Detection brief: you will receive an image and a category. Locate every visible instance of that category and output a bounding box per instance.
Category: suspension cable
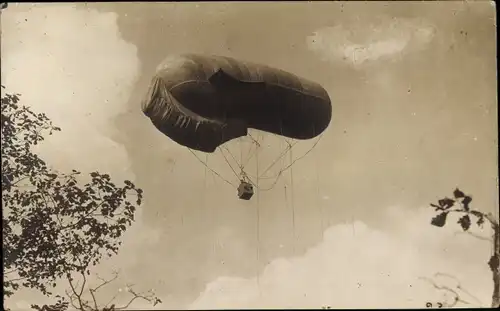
[256,138,262,296]
[244,134,323,192]
[218,147,241,181]
[187,148,237,188]
[313,125,324,233]
[289,144,296,255]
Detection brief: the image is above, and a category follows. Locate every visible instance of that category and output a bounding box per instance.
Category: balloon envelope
[142,54,332,153]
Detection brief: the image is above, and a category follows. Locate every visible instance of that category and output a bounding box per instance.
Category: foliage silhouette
[429,188,500,308]
[421,272,484,308]
[30,271,162,311]
[2,86,159,310]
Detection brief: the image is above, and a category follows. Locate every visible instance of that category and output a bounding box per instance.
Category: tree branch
[40,191,66,228]
[65,288,79,310]
[78,270,87,299]
[88,288,99,311]
[10,175,29,187]
[432,272,484,306]
[454,230,492,242]
[93,271,119,293]
[89,271,120,310]
[4,268,19,275]
[419,275,478,307]
[6,276,28,282]
[2,89,146,308]
[114,288,157,310]
[484,212,499,229]
[67,273,85,311]
[103,293,118,310]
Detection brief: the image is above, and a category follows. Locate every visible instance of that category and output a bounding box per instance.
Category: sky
[1,1,498,309]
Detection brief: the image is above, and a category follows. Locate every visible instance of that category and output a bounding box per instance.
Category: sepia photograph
[1,1,498,310]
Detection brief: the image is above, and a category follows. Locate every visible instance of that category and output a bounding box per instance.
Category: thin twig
[67,273,85,310]
[103,293,119,309]
[484,212,499,229]
[454,230,492,242]
[114,288,156,310]
[89,288,99,311]
[93,271,120,293]
[78,270,87,299]
[65,288,79,310]
[419,276,472,307]
[433,272,484,306]
[4,268,19,275]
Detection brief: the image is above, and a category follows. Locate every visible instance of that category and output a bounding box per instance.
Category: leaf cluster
[429,188,485,231]
[2,87,144,298]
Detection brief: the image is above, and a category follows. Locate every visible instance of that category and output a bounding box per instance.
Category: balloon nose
[141,77,163,117]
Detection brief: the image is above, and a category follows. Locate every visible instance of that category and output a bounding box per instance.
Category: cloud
[1,3,140,180]
[307,17,436,66]
[190,206,493,309]
[1,5,157,309]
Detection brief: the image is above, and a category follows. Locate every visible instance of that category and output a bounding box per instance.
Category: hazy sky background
[2,1,497,309]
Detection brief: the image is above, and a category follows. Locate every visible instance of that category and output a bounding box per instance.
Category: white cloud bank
[2,5,161,310]
[190,206,493,309]
[1,3,140,180]
[307,17,436,66]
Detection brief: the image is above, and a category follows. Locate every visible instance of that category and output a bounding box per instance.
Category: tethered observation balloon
[142,53,332,153]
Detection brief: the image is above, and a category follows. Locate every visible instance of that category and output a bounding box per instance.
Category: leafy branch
[31,271,162,311]
[2,86,156,310]
[429,188,500,307]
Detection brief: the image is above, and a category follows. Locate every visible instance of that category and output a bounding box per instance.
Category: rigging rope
[238,140,293,182]
[289,143,296,255]
[256,136,262,296]
[222,135,260,179]
[263,134,323,179]
[204,153,217,263]
[243,134,323,192]
[242,133,261,168]
[190,128,324,193]
[187,148,236,188]
[240,138,243,166]
[218,147,241,181]
[313,126,324,233]
[258,140,296,178]
[222,146,240,170]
